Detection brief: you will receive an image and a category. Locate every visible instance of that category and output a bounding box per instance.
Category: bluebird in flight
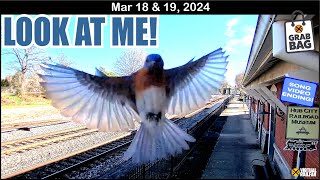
[38,48,228,164]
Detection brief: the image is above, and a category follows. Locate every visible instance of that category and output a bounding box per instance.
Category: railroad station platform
[201,97,264,179]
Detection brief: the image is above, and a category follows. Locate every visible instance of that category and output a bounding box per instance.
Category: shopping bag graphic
[285,10,314,53]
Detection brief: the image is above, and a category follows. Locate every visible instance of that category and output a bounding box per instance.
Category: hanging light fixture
[258,101,271,115]
[276,106,285,121]
[258,108,271,115]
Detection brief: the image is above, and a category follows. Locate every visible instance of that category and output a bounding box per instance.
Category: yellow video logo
[292,168,300,177]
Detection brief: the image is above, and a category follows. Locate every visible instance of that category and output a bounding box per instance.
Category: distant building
[221,85,235,95]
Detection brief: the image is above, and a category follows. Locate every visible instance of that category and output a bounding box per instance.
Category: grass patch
[1,93,51,108]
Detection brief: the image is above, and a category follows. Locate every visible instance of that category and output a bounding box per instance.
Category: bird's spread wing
[165,48,228,116]
[38,64,139,132]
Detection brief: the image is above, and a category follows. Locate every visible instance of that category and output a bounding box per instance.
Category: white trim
[256,88,276,108]
[267,103,272,155]
[262,125,269,135]
[251,112,257,128]
[243,15,276,85]
[261,125,269,151]
[287,68,319,83]
[253,89,267,102]
[261,87,287,113]
[273,143,294,179]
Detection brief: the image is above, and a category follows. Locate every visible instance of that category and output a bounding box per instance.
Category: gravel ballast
[1,97,227,179]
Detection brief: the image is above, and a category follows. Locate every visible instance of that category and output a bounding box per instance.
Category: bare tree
[54,53,74,67]
[221,79,230,88]
[235,72,245,89]
[2,46,49,76]
[114,49,147,76]
[2,46,49,94]
[32,53,75,93]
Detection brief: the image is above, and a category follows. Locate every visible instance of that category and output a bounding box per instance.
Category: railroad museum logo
[284,139,318,151]
[285,10,314,53]
[292,168,317,177]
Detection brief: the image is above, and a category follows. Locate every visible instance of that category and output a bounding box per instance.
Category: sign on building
[284,139,318,151]
[280,77,318,107]
[285,10,315,52]
[286,106,319,140]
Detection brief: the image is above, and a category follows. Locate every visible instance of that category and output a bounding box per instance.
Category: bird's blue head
[144,54,164,71]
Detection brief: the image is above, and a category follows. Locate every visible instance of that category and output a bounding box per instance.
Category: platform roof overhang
[242,14,319,112]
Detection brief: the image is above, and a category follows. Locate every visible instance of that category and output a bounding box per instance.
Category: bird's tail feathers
[122,118,195,165]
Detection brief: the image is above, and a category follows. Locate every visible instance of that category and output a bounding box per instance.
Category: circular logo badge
[295,25,303,33]
[292,168,300,177]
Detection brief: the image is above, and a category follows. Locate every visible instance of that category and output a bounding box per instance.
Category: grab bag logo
[285,10,314,53]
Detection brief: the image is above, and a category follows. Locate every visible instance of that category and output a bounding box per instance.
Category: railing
[106,96,232,179]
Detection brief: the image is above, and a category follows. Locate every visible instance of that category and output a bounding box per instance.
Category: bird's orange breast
[134,68,165,98]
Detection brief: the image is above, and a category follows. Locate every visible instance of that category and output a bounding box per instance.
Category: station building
[242,14,319,178]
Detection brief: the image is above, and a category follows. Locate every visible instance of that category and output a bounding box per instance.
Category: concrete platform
[201,97,265,179]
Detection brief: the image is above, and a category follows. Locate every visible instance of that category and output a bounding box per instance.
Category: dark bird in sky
[38,48,228,164]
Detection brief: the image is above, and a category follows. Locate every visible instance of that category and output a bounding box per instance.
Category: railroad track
[2,132,134,179]
[2,117,190,179]
[2,96,227,179]
[1,126,94,156]
[4,122,187,180]
[1,120,70,133]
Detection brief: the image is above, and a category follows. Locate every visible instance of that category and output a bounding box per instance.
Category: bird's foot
[146,112,161,122]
